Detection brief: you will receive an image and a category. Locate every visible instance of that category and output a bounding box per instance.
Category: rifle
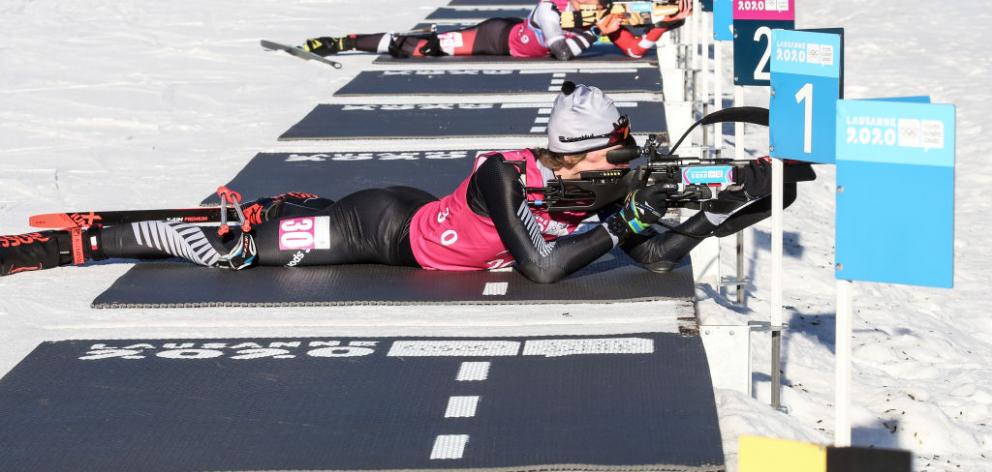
[528,107,815,213]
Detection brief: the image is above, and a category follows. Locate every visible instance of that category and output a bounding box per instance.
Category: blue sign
[733,20,794,86]
[835,99,956,288]
[714,0,733,41]
[769,30,843,164]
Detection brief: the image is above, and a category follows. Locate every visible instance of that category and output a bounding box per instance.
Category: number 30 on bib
[278,216,331,251]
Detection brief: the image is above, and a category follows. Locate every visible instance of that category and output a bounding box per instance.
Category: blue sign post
[832,97,955,447]
[835,99,956,287]
[770,30,843,164]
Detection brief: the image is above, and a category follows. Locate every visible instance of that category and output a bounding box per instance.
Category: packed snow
[1,0,989,470]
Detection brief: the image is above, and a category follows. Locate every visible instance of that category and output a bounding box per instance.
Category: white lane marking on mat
[519,69,578,74]
[482,282,508,296]
[547,86,560,92]
[430,434,469,460]
[388,341,519,357]
[534,117,549,124]
[522,337,655,357]
[578,68,639,74]
[550,78,565,85]
[500,103,552,109]
[456,361,491,381]
[537,107,552,114]
[529,126,547,133]
[444,396,480,418]
[552,72,567,78]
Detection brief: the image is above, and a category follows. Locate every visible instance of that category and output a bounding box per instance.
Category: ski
[260,39,343,69]
[29,207,240,229]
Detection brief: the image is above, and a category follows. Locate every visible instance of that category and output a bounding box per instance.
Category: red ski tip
[29,212,100,229]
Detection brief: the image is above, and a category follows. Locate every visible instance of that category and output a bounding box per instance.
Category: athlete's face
[556,144,628,180]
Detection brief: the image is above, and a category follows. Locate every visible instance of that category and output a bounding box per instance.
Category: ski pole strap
[69,227,85,265]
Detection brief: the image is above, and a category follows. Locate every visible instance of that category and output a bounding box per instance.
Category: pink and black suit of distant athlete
[347,0,679,60]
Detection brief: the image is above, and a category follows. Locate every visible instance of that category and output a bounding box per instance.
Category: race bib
[278,216,331,251]
[438,32,464,55]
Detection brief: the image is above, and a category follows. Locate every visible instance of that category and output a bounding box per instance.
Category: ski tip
[260,39,279,51]
[29,213,79,229]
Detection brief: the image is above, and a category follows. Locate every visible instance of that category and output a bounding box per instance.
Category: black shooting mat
[426,7,531,20]
[334,68,662,96]
[0,333,724,471]
[372,43,654,65]
[94,151,690,308]
[278,101,666,140]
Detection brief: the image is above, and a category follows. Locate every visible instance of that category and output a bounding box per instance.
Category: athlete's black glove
[607,185,671,242]
[736,158,773,199]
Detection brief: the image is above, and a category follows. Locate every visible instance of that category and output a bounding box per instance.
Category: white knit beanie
[547,81,623,154]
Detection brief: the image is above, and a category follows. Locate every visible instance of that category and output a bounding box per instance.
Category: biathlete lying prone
[0,84,812,282]
[302,0,692,61]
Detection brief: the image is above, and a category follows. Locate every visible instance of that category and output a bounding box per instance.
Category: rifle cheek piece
[606,145,641,164]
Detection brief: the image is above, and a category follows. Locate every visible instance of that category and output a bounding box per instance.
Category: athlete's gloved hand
[663,0,693,22]
[617,185,672,235]
[736,157,773,199]
[654,0,692,28]
[596,13,623,35]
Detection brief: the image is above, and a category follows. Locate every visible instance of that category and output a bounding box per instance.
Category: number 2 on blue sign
[795,83,813,152]
[753,27,772,81]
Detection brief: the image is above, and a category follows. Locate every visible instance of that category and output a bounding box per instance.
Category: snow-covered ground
[1,0,989,471]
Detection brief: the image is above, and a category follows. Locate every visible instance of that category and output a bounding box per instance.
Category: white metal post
[733,85,747,304]
[713,36,723,152]
[835,279,853,446]
[687,1,696,71]
[693,0,703,72]
[700,7,711,140]
[734,86,745,157]
[770,156,784,409]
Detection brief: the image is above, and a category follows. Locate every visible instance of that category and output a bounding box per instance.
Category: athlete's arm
[608,26,668,58]
[470,156,618,283]
[532,2,600,61]
[608,0,690,58]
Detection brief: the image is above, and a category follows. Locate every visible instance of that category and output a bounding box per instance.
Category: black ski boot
[303,36,352,56]
[0,229,106,276]
[628,212,718,273]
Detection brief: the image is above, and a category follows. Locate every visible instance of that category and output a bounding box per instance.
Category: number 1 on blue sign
[769,29,842,164]
[795,83,813,153]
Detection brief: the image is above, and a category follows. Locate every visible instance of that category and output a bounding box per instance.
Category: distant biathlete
[0,84,807,283]
[303,0,692,60]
